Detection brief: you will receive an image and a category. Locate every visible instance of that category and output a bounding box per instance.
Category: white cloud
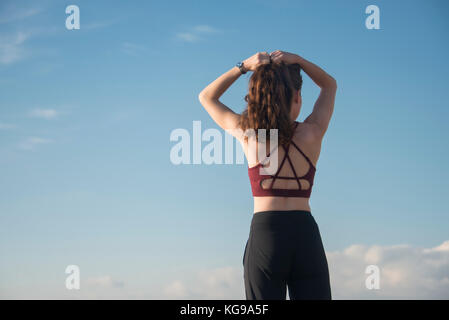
[2,241,448,299]
[193,25,219,33]
[176,32,201,43]
[0,32,30,65]
[163,266,244,299]
[0,4,42,65]
[86,275,125,289]
[425,240,449,253]
[175,25,220,43]
[162,241,449,300]
[0,7,41,24]
[18,136,52,150]
[29,108,59,119]
[327,240,449,299]
[163,280,188,298]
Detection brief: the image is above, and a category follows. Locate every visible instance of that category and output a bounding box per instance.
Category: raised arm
[198,66,242,131]
[270,50,337,140]
[198,52,271,132]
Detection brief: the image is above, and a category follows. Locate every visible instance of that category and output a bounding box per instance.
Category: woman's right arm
[270,51,337,140]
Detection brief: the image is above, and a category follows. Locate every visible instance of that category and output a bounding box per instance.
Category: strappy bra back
[247,121,316,198]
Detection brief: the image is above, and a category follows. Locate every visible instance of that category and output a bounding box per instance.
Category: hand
[269,50,300,65]
[242,52,271,72]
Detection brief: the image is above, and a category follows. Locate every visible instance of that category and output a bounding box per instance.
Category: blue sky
[0,0,448,299]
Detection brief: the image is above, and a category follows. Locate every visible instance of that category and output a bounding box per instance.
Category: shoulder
[293,121,323,165]
[294,121,323,144]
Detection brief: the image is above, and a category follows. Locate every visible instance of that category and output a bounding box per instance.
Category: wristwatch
[236,61,247,74]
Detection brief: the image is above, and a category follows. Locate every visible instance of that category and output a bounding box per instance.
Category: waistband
[251,210,313,224]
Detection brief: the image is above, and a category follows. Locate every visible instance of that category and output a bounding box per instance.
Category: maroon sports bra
[247,121,316,198]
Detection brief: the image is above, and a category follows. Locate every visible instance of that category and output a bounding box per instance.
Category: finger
[259,52,270,60]
[271,56,282,64]
[260,56,271,65]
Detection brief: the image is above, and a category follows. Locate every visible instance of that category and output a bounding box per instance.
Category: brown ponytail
[238,61,303,146]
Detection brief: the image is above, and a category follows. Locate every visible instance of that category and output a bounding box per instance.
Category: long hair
[238,61,303,146]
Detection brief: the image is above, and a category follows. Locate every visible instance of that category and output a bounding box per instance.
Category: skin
[199,50,337,214]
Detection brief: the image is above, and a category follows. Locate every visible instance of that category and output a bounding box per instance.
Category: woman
[198,50,337,300]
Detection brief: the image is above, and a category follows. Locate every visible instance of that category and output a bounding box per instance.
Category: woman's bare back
[239,121,323,213]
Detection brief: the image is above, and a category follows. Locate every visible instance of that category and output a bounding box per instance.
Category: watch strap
[237,61,247,74]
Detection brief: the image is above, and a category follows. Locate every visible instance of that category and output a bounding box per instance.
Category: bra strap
[290,140,315,168]
[268,143,290,189]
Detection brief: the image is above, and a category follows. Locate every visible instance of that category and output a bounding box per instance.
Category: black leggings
[243,210,331,300]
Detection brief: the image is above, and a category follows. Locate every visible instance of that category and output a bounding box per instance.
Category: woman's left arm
[198,52,271,132]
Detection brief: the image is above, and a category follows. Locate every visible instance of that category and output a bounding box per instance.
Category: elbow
[326,77,337,90]
[198,91,206,103]
[198,90,209,102]
[198,92,217,103]
[318,75,337,91]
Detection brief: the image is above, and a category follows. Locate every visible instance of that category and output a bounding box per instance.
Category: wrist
[234,65,243,75]
[293,54,303,65]
[236,61,248,74]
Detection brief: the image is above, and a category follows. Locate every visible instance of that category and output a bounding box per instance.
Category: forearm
[199,66,242,100]
[294,55,336,89]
